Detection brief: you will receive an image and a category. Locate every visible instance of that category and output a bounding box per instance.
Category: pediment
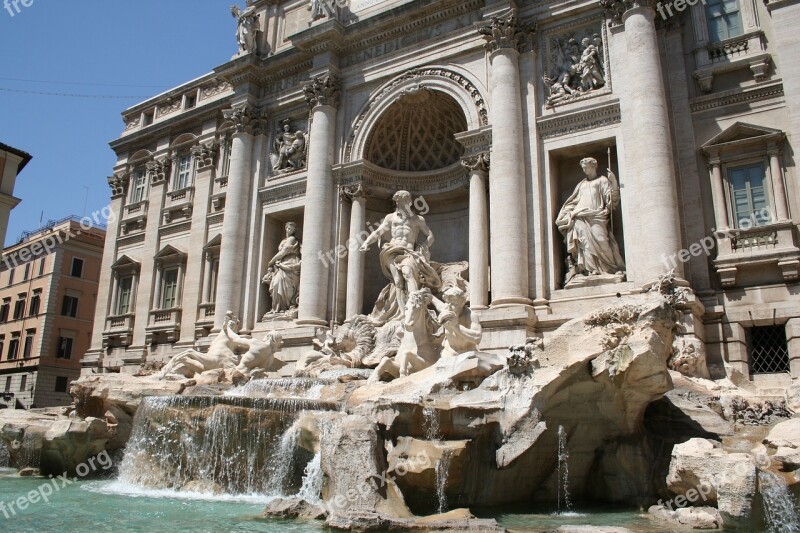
[702,122,784,148]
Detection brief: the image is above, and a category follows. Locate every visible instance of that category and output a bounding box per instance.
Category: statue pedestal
[564,272,626,289]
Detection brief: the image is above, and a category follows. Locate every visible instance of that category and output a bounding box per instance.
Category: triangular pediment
[204,234,222,250]
[702,122,784,148]
[154,244,186,260]
[111,255,140,270]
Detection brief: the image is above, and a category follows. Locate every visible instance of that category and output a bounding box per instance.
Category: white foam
[82,480,274,505]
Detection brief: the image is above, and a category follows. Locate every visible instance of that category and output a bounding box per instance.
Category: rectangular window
[175,155,192,190]
[7,268,14,287]
[208,260,219,303]
[70,257,84,278]
[23,263,30,281]
[22,331,34,359]
[13,298,25,320]
[116,276,134,315]
[706,0,743,42]
[57,337,73,359]
[55,376,69,393]
[4,376,10,392]
[0,301,9,323]
[8,335,19,360]
[0,336,5,359]
[38,258,45,276]
[184,94,196,109]
[29,293,40,316]
[748,326,790,375]
[130,169,147,204]
[161,269,179,309]
[729,163,770,228]
[61,295,79,318]
[19,375,26,392]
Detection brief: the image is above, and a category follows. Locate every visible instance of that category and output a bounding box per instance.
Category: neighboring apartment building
[0,217,105,409]
[0,142,31,246]
[84,0,799,391]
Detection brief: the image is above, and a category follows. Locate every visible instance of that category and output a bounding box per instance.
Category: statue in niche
[544,31,606,106]
[231,1,259,54]
[556,157,626,288]
[262,221,301,317]
[270,120,307,172]
[309,0,338,21]
[360,190,441,325]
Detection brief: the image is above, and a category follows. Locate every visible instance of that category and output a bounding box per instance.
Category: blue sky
[0,1,236,246]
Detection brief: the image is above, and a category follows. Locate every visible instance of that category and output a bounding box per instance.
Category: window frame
[57,336,74,359]
[705,0,744,43]
[174,153,193,191]
[61,295,79,318]
[70,257,84,278]
[724,159,773,229]
[129,167,148,204]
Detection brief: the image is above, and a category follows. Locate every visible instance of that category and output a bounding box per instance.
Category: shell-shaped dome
[364,89,467,172]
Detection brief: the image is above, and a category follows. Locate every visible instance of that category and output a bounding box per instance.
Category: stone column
[786,318,800,379]
[297,73,340,326]
[707,158,729,231]
[344,184,368,318]
[87,174,127,354]
[768,143,790,222]
[214,105,260,329]
[609,1,683,285]
[462,154,490,309]
[478,11,531,306]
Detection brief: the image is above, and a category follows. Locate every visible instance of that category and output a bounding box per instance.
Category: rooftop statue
[231,1,259,54]
[556,157,626,287]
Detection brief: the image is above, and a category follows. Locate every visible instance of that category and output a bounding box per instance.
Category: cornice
[537,101,621,140]
[689,82,784,114]
[333,159,469,197]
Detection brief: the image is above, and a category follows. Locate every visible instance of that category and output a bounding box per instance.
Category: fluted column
[768,143,790,222]
[297,73,340,326]
[462,154,490,309]
[478,11,531,306]
[343,184,368,318]
[214,105,260,329]
[707,158,728,231]
[610,1,683,284]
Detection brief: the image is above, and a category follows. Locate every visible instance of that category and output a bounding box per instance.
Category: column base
[490,296,534,307]
[296,318,329,327]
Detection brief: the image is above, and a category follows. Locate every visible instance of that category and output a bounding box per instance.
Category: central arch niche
[364,90,468,172]
[354,88,472,313]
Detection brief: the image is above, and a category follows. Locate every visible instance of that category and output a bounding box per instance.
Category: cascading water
[225,377,332,401]
[435,449,453,514]
[0,439,9,468]
[297,452,324,505]
[423,405,452,514]
[556,425,573,514]
[117,394,336,497]
[759,470,800,533]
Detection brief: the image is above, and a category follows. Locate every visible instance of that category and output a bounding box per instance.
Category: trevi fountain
[2,0,800,532]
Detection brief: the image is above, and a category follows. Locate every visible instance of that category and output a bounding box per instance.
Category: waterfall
[423,406,440,440]
[296,452,323,505]
[556,425,573,514]
[117,395,336,497]
[435,449,453,514]
[0,439,9,468]
[759,470,800,533]
[225,377,332,400]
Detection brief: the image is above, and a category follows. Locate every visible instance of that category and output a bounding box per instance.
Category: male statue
[360,190,441,316]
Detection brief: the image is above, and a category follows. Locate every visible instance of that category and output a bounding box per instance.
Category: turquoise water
[0,473,699,533]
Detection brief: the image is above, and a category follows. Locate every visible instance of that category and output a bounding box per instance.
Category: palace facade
[83,0,800,390]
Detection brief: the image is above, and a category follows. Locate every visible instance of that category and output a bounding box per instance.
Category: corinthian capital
[477,10,534,53]
[303,73,341,109]
[461,153,490,173]
[107,174,129,198]
[191,141,219,169]
[223,104,267,135]
[599,0,656,25]
[340,183,371,202]
[146,158,171,185]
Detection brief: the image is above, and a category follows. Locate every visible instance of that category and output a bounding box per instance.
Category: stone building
[0,218,105,409]
[84,0,800,391]
[0,142,31,247]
